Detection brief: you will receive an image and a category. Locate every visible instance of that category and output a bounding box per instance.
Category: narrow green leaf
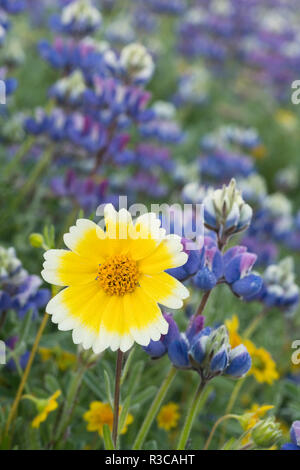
[103,424,115,450]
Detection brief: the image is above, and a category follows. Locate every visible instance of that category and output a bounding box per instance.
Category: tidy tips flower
[41,204,189,353]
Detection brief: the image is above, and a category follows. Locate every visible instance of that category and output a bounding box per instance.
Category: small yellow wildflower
[251,144,267,160]
[23,390,61,428]
[245,340,279,385]
[39,346,76,371]
[225,315,243,348]
[243,404,274,431]
[275,109,298,131]
[157,402,180,432]
[83,401,133,437]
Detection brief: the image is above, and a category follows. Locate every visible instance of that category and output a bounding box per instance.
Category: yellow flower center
[97,254,139,296]
[252,355,266,371]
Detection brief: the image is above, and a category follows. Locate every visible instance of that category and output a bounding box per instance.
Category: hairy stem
[176,380,210,450]
[133,366,177,450]
[5,311,49,439]
[112,350,124,448]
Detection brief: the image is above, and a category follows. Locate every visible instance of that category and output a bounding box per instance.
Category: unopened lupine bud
[50,70,86,103]
[258,257,300,313]
[204,178,253,238]
[61,0,102,30]
[120,43,154,83]
[252,418,282,448]
[225,344,252,378]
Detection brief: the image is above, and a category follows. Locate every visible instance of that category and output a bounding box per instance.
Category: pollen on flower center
[97,254,139,296]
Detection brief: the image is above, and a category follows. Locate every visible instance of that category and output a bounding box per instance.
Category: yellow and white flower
[41,204,189,353]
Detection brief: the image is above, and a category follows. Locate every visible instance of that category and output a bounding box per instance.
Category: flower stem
[11,145,53,210]
[176,380,210,450]
[196,290,212,316]
[0,310,7,333]
[203,414,238,450]
[53,363,87,448]
[5,311,49,439]
[243,307,269,339]
[3,136,35,180]
[112,349,124,448]
[132,366,177,450]
[219,377,245,446]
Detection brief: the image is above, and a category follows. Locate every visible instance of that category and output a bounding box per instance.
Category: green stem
[219,377,245,446]
[176,380,209,450]
[132,366,177,450]
[54,364,87,448]
[196,290,211,317]
[204,414,238,450]
[243,308,268,339]
[11,146,53,210]
[112,350,124,448]
[3,136,35,180]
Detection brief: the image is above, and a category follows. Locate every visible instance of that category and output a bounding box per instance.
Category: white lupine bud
[61,0,102,27]
[120,43,154,82]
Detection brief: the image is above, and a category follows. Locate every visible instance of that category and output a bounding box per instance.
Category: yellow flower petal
[42,249,98,286]
[139,272,189,308]
[138,235,188,274]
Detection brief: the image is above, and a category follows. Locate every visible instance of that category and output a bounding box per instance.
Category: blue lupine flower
[225,344,252,378]
[144,317,251,381]
[6,336,29,371]
[200,151,254,184]
[167,238,202,282]
[252,258,300,314]
[223,246,262,299]
[49,0,102,37]
[281,421,300,450]
[0,246,50,319]
[193,236,223,291]
[0,0,26,14]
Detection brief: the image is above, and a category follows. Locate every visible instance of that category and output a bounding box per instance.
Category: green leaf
[134,386,157,406]
[45,374,61,394]
[103,424,115,450]
[83,372,104,400]
[104,370,113,408]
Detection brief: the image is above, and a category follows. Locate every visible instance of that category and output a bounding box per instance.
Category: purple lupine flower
[223,246,262,299]
[225,344,252,378]
[49,0,102,37]
[51,169,111,213]
[200,151,254,184]
[193,236,223,291]
[282,421,300,450]
[167,238,202,282]
[144,315,251,380]
[0,246,50,318]
[252,258,300,314]
[6,336,30,371]
[241,236,278,267]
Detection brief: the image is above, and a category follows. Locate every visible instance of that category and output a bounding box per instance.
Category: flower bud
[29,233,44,248]
[252,417,282,448]
[204,178,253,237]
[61,0,102,30]
[120,43,154,83]
[225,344,252,378]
